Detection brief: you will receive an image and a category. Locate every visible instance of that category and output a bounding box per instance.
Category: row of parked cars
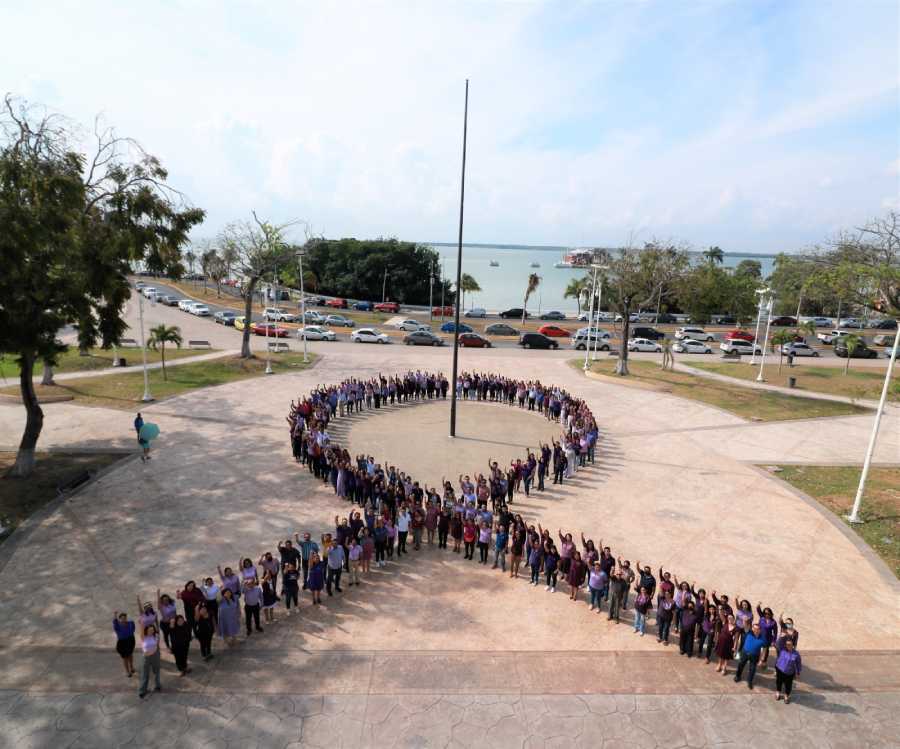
[135,283,211,317]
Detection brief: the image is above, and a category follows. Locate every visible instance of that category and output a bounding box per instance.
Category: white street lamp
[591,265,608,361]
[296,250,308,363]
[847,325,899,523]
[137,291,153,402]
[756,295,775,382]
[265,265,275,375]
[749,287,771,366]
[583,267,598,372]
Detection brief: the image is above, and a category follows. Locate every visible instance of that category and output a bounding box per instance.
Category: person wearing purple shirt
[113,612,136,678]
[756,604,779,668]
[774,637,802,703]
[242,580,264,636]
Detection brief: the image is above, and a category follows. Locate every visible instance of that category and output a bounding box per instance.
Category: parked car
[141,287,158,298]
[673,339,712,354]
[654,313,677,324]
[263,307,297,322]
[308,296,327,306]
[177,299,194,311]
[817,329,851,345]
[134,281,146,290]
[809,316,833,327]
[724,329,755,342]
[579,310,615,322]
[431,305,454,316]
[571,333,611,351]
[872,318,898,330]
[575,327,612,339]
[630,326,665,340]
[485,323,519,336]
[403,330,444,346]
[352,300,374,311]
[838,317,864,329]
[440,321,473,333]
[297,325,336,341]
[781,342,819,357]
[325,298,348,309]
[675,326,714,341]
[189,303,210,316]
[537,324,570,337]
[301,310,325,324]
[834,338,878,358]
[155,294,174,306]
[770,316,797,327]
[500,308,528,319]
[720,339,762,355]
[234,316,249,330]
[628,338,662,353]
[252,322,289,337]
[374,301,400,313]
[458,332,492,348]
[714,315,737,325]
[350,328,390,344]
[874,333,897,346]
[539,310,565,321]
[518,332,557,349]
[464,307,487,318]
[214,310,238,326]
[397,319,427,331]
[324,314,354,328]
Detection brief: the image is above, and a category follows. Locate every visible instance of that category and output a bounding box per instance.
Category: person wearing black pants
[437,512,450,549]
[282,564,300,611]
[242,581,264,635]
[678,603,698,657]
[170,615,193,675]
[194,605,214,661]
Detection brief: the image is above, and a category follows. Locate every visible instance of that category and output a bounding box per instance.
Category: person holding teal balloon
[138,422,160,463]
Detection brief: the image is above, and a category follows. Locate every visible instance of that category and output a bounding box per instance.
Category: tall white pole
[298,254,308,363]
[847,327,899,523]
[265,265,274,374]
[429,260,434,322]
[749,296,765,365]
[592,276,604,361]
[138,292,153,402]
[583,268,597,371]
[756,296,774,382]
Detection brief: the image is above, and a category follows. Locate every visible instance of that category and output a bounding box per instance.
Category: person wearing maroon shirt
[679,601,699,658]
[567,551,587,601]
[177,581,204,632]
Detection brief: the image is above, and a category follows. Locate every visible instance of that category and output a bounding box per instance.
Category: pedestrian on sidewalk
[170,614,193,677]
[113,611,136,678]
[325,540,344,595]
[134,412,144,440]
[774,635,802,703]
[261,571,280,623]
[200,577,220,628]
[216,588,240,647]
[242,579,264,634]
[734,622,767,689]
[194,603,215,661]
[137,624,161,698]
[307,552,326,604]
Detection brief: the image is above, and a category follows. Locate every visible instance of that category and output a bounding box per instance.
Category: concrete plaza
[0,329,898,747]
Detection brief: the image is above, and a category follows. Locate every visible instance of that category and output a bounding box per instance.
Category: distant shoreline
[424,241,780,259]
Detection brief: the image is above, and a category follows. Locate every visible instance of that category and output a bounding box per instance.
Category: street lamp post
[265,265,275,374]
[847,325,899,523]
[749,287,770,366]
[138,291,153,402]
[429,260,434,322]
[756,295,775,382]
[296,250,308,363]
[382,268,388,303]
[449,79,469,439]
[583,267,598,371]
[591,266,608,361]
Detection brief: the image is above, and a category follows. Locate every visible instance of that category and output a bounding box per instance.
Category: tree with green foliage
[840,333,862,374]
[458,273,481,311]
[734,259,762,279]
[605,242,690,375]
[147,324,182,381]
[770,328,795,372]
[522,273,541,325]
[0,95,203,477]
[704,246,724,266]
[564,276,591,316]
[218,215,299,359]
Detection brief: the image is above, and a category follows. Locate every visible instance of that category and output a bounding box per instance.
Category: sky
[2,0,898,253]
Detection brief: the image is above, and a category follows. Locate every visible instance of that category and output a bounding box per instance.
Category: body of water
[428,244,778,313]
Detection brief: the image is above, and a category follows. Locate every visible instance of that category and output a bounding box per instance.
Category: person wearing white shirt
[396,508,410,555]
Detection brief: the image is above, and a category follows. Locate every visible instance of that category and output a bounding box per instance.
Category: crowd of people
[117,369,802,703]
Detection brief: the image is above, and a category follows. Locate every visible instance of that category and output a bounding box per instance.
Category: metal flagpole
[297,251,308,363]
[449,79,469,438]
[748,288,767,365]
[583,267,597,371]
[138,292,153,401]
[265,265,275,374]
[756,295,774,382]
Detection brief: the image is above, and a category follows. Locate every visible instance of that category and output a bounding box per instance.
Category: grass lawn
[0,346,207,380]
[689,361,899,403]
[773,465,900,579]
[0,451,126,543]
[576,358,869,421]
[0,353,316,410]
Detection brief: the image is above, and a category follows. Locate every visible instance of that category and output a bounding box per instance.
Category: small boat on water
[555,248,594,269]
[530,261,540,268]
[489,260,500,267]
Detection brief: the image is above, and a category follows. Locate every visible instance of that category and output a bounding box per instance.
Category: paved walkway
[34,350,238,384]
[1,343,898,746]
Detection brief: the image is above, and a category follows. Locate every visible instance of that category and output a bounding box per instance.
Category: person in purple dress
[216,588,240,647]
[306,551,326,605]
[756,604,779,669]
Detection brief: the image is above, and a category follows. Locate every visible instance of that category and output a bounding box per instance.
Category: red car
[432,305,455,316]
[252,323,290,337]
[537,324,570,338]
[374,301,400,313]
[325,298,347,309]
[724,329,755,342]
[458,332,492,348]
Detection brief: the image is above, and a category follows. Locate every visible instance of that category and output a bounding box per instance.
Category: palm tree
[458,273,481,311]
[770,329,794,372]
[704,246,724,266]
[841,333,861,375]
[564,276,590,316]
[522,273,541,325]
[147,324,183,381]
[184,250,197,284]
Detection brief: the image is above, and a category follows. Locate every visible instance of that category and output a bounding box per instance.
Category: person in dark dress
[679,602,699,657]
[113,611,136,678]
[715,614,737,675]
[306,552,326,605]
[170,614,193,676]
[194,603,215,661]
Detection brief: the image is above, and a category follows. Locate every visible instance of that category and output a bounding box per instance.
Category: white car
[673,339,712,354]
[782,342,819,357]
[675,326,715,341]
[575,327,612,339]
[141,287,158,298]
[301,310,325,324]
[572,333,611,351]
[720,340,762,355]
[189,303,210,316]
[263,307,297,322]
[464,307,487,318]
[817,329,852,345]
[297,326,336,341]
[397,319,427,331]
[809,317,832,327]
[839,318,864,329]
[627,338,662,353]
[177,299,194,311]
[350,328,390,344]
